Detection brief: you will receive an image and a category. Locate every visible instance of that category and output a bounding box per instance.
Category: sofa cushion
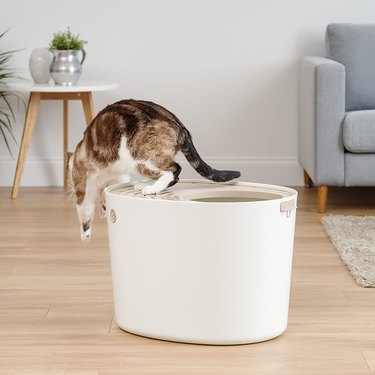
[343,110,375,153]
[326,23,375,111]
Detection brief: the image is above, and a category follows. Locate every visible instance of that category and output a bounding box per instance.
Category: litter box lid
[105,179,297,204]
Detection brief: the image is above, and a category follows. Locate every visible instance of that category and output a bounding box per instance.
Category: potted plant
[49,27,87,86]
[0,30,19,155]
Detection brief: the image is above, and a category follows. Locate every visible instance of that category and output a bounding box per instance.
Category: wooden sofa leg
[317,186,328,213]
[304,170,313,188]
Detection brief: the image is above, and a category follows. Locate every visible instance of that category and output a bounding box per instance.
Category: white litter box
[105,180,297,345]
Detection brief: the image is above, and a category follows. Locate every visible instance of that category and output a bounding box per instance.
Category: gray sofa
[298,23,375,213]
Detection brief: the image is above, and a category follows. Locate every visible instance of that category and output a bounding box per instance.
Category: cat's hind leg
[138,161,181,195]
[141,172,174,195]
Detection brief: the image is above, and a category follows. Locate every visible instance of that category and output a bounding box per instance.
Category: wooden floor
[1,186,375,374]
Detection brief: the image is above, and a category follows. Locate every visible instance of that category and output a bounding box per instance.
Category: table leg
[11,92,41,199]
[81,92,95,126]
[63,99,68,189]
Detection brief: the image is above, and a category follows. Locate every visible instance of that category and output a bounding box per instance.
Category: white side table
[7,81,118,198]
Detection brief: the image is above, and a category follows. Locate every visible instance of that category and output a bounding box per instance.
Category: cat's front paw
[81,221,92,241]
[81,228,91,241]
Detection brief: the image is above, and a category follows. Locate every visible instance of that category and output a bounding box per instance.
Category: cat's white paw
[142,185,160,195]
[81,228,91,241]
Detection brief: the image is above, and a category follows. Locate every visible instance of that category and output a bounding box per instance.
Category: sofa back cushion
[326,23,375,111]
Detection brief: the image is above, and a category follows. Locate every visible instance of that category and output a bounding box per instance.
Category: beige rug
[321,215,375,287]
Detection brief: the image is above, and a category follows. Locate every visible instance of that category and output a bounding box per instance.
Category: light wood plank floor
[1,186,375,374]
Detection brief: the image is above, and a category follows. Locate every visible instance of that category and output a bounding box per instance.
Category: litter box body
[105,180,297,345]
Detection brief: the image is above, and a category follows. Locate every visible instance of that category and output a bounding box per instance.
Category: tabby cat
[67,99,241,241]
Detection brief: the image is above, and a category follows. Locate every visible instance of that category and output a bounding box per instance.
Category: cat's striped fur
[67,99,240,240]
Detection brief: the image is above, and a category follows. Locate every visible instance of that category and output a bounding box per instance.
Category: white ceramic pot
[105,180,297,345]
[29,48,52,84]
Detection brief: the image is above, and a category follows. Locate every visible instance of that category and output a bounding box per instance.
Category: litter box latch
[280,200,296,218]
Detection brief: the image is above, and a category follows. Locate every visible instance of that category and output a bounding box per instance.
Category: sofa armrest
[298,55,346,186]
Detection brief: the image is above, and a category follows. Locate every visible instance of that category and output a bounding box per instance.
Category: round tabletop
[6,81,119,93]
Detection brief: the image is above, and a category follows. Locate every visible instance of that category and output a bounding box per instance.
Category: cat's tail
[178,127,241,182]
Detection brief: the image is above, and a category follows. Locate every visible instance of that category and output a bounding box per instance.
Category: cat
[67,99,241,241]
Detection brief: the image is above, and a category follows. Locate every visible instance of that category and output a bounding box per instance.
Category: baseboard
[0,157,304,187]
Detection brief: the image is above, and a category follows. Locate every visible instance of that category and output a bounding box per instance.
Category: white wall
[1,0,375,187]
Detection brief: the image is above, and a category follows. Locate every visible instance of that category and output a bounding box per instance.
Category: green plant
[49,27,87,50]
[0,30,19,155]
